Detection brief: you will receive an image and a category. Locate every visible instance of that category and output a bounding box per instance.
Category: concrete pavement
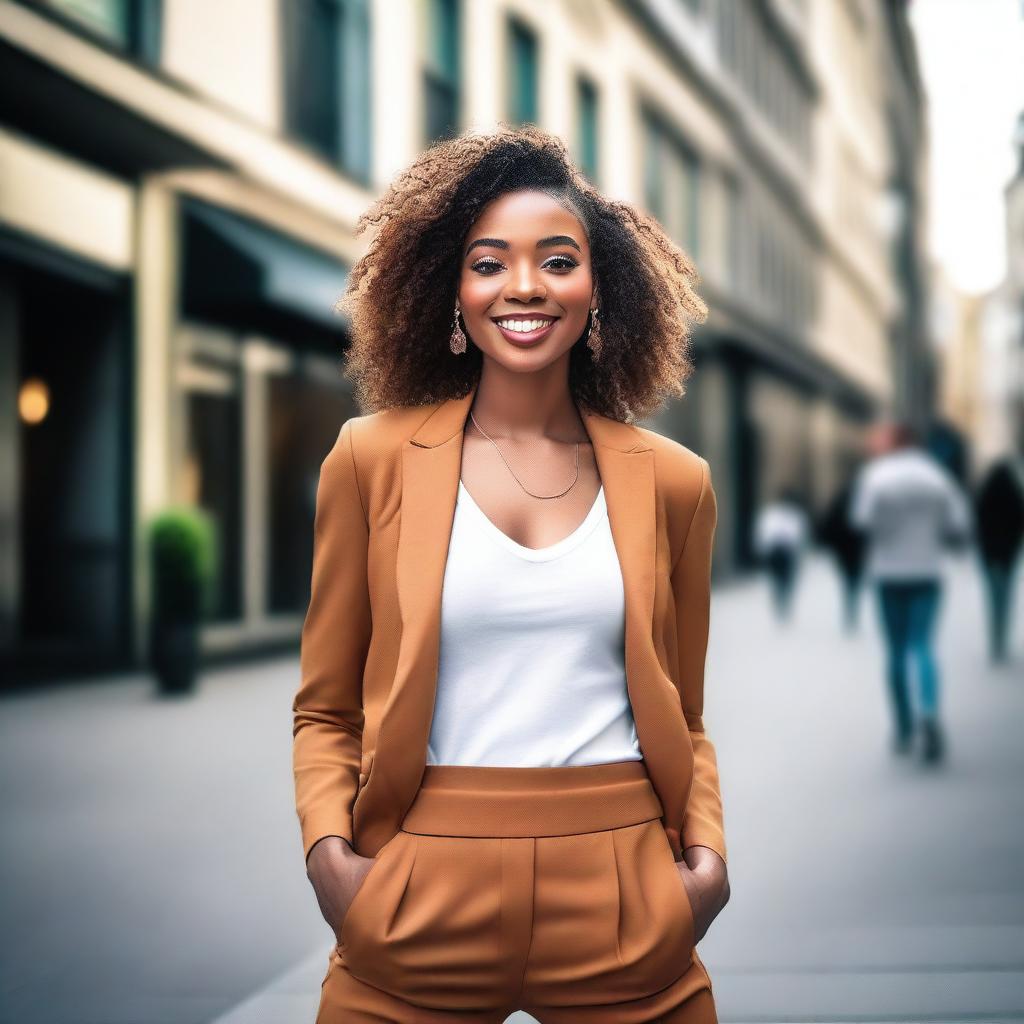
[698,553,1024,1023]
[2,552,1021,1023]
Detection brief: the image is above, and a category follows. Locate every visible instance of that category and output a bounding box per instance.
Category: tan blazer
[293,379,727,867]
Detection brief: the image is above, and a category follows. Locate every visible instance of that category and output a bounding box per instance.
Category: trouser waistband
[400,759,664,838]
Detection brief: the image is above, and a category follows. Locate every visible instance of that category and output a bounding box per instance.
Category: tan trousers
[317,759,718,1023]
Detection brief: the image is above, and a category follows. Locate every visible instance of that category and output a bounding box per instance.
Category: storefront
[0,129,360,685]
[0,126,137,685]
[172,196,356,655]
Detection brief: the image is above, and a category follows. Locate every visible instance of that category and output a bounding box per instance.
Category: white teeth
[496,319,553,333]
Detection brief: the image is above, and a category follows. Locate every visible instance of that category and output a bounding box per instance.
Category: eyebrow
[465,234,582,257]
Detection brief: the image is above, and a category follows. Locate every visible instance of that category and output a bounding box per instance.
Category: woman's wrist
[307,835,360,876]
[683,846,730,906]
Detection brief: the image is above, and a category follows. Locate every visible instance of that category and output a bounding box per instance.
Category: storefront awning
[180,198,350,339]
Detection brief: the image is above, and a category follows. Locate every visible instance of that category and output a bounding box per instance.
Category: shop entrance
[0,254,132,686]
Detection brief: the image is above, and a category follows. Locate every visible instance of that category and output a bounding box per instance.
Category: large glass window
[180,340,244,624]
[35,0,161,60]
[178,328,353,626]
[724,172,742,288]
[283,0,372,183]
[507,17,538,125]
[642,109,700,257]
[712,1,811,164]
[423,0,460,145]
[643,116,663,222]
[266,364,354,615]
[575,75,599,185]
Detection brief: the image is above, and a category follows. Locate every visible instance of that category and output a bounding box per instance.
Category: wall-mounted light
[18,377,50,425]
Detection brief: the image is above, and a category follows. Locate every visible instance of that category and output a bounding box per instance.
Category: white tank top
[426,479,643,766]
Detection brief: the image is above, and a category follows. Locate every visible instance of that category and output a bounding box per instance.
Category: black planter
[152,621,200,695]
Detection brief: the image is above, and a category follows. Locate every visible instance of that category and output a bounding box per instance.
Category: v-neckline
[457,480,607,563]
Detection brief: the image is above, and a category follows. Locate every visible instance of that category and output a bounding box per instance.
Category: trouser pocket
[339,830,507,1011]
[608,818,696,996]
[338,830,412,954]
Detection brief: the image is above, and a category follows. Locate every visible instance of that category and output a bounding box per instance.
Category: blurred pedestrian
[817,475,867,632]
[850,422,972,763]
[753,486,810,623]
[972,449,1024,663]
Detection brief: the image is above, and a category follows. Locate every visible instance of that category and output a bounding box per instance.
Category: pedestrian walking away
[850,421,972,762]
[753,487,810,623]
[817,476,867,633]
[972,442,1024,663]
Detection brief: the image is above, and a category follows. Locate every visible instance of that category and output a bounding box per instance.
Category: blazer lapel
[354,379,679,855]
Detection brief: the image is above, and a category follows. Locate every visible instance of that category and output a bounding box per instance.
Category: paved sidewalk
[697,553,1024,1023]
[2,553,1021,1023]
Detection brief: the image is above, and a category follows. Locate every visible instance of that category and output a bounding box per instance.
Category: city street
[2,553,1022,1024]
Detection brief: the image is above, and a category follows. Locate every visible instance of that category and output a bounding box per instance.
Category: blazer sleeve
[671,456,727,865]
[293,418,371,866]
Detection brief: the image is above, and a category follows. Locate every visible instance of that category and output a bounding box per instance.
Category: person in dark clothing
[817,477,867,632]
[973,454,1024,663]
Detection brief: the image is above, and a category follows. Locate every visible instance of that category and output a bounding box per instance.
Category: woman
[295,123,730,1023]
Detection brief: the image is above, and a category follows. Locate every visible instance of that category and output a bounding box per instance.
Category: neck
[470,359,588,444]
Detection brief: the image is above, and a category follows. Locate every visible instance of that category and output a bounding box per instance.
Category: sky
[907,0,1024,295]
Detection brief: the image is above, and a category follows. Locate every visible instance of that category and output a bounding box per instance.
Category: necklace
[469,409,580,499]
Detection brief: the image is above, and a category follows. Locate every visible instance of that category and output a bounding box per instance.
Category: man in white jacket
[850,422,972,763]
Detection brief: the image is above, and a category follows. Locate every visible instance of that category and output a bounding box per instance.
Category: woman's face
[457,189,597,371]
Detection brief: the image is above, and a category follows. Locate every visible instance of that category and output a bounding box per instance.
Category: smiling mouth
[490,315,561,344]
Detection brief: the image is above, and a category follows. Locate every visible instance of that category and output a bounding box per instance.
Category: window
[724,173,742,288]
[36,0,162,60]
[181,339,244,624]
[643,116,663,222]
[424,0,460,145]
[713,1,811,164]
[283,0,372,183]
[715,0,737,70]
[267,363,353,615]
[574,75,599,184]
[642,109,700,257]
[507,18,538,125]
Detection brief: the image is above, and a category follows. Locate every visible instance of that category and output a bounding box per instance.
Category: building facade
[0,0,931,684]
[938,112,1024,471]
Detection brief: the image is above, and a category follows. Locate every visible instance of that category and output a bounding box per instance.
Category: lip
[491,315,561,347]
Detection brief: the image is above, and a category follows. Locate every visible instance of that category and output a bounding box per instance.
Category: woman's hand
[306,836,376,945]
[676,846,730,944]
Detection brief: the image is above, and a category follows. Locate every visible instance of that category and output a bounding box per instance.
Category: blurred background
[1,0,1022,1022]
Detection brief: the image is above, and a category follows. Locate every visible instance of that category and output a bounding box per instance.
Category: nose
[504,259,546,302]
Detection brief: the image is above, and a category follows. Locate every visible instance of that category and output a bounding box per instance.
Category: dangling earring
[585,306,603,360]
[449,302,467,355]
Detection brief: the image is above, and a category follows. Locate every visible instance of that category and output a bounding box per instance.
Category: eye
[470,254,581,275]
[470,258,504,275]
[543,255,579,271]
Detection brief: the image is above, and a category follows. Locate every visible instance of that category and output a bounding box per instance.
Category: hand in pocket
[306,836,378,945]
[675,850,730,945]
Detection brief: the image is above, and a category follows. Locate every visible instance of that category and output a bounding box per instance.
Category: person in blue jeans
[850,422,972,763]
[876,580,941,746]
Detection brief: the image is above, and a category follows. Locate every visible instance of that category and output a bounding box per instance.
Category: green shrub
[148,506,217,624]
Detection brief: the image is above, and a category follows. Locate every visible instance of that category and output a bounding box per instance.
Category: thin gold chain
[468,409,580,499]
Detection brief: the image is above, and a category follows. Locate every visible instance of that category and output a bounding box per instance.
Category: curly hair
[336,122,708,423]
